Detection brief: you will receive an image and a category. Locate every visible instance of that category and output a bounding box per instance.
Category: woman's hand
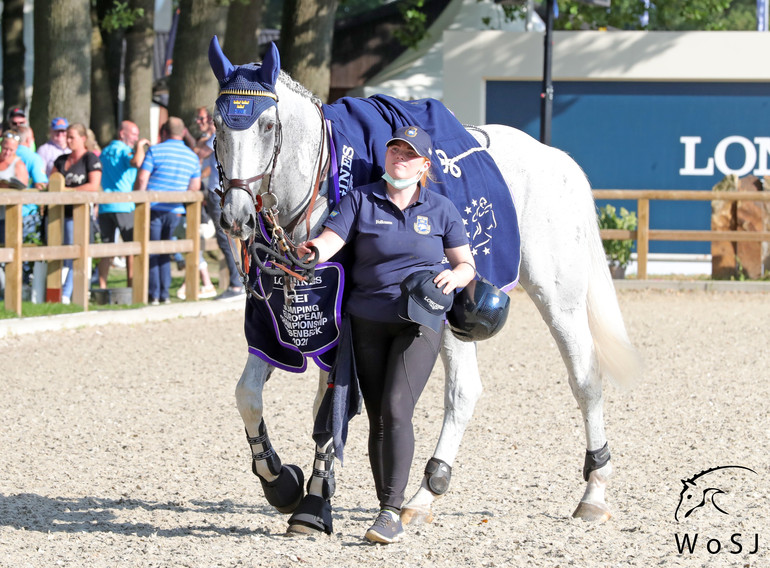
[434,261,475,294]
[296,240,317,261]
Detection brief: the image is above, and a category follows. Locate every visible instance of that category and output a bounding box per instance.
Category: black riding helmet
[447,278,510,342]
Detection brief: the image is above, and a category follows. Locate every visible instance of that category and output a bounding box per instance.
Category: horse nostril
[219,214,231,231]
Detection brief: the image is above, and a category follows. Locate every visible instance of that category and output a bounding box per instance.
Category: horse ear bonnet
[208,36,280,131]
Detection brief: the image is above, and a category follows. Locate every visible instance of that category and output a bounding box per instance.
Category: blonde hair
[86,128,101,153]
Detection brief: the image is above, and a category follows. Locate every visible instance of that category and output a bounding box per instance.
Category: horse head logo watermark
[674,465,758,522]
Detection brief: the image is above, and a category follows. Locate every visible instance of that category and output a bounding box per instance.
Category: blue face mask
[382,171,423,190]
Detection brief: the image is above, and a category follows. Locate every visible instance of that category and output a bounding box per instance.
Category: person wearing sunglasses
[6,108,36,151]
[37,117,71,176]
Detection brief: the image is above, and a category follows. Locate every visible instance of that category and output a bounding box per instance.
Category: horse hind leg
[525,284,614,522]
[402,332,482,525]
[237,354,304,514]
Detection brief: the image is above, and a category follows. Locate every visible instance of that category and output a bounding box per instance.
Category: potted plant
[597,204,637,279]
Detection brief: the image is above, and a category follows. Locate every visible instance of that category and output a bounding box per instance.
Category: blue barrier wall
[486,80,770,253]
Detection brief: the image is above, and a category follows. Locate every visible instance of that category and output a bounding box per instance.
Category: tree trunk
[224,0,263,66]
[94,0,125,123]
[280,0,338,102]
[124,0,155,139]
[30,0,91,138]
[90,4,116,147]
[167,0,227,127]
[2,0,26,110]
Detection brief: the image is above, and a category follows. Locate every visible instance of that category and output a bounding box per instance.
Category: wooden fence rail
[4,185,768,315]
[0,173,221,315]
[593,189,770,279]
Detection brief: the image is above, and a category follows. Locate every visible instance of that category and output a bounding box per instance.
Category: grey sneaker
[364,509,404,544]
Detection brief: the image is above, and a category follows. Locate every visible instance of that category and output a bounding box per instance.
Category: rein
[217,101,331,302]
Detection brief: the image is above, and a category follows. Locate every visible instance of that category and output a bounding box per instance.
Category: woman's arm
[434,245,476,294]
[297,227,346,264]
[14,159,29,186]
[77,169,102,192]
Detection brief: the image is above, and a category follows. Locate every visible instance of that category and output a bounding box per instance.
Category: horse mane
[276,70,323,105]
[684,465,757,485]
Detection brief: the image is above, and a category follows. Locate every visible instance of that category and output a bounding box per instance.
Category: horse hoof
[286,522,323,536]
[400,506,434,525]
[288,494,333,535]
[261,464,304,514]
[572,501,612,522]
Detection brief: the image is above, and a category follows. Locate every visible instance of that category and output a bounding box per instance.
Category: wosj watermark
[673,465,760,556]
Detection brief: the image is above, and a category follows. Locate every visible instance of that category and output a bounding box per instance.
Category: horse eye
[265,122,274,132]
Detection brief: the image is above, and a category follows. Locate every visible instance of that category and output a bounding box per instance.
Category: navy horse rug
[244,95,521,374]
[324,94,521,291]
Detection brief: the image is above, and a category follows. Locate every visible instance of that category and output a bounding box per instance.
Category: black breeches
[350,314,442,511]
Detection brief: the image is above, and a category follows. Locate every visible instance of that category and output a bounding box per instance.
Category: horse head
[208,36,326,242]
[674,466,757,521]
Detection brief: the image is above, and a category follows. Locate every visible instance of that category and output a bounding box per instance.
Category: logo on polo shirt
[376,219,393,225]
[414,215,430,235]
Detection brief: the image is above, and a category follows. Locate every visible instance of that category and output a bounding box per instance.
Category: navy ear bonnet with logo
[208,35,280,131]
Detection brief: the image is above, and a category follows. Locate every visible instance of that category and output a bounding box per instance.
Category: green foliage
[482,0,527,27]
[101,1,145,32]
[598,204,637,268]
[554,0,756,30]
[393,0,429,49]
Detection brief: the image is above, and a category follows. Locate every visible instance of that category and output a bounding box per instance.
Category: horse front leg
[236,353,304,514]
[402,331,482,524]
[287,370,336,535]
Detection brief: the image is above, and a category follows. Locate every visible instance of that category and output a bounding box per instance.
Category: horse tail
[585,202,644,390]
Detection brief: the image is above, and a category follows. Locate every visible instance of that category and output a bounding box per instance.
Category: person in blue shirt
[298,125,475,544]
[97,120,149,289]
[134,117,201,305]
[12,125,47,284]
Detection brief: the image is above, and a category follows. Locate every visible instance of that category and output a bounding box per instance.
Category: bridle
[215,98,330,302]
[214,105,283,215]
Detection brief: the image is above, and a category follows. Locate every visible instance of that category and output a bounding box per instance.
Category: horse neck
[273,79,330,238]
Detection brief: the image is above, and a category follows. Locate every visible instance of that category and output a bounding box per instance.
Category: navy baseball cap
[387,125,433,159]
[398,269,453,333]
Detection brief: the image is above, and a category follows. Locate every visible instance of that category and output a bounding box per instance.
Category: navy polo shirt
[324,179,468,323]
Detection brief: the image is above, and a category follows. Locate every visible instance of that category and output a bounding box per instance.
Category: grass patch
[1,261,219,319]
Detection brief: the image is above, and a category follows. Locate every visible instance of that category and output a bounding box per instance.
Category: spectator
[86,128,102,156]
[38,117,71,176]
[12,126,47,268]
[12,125,47,190]
[0,131,29,187]
[134,117,201,305]
[97,120,149,290]
[6,107,35,150]
[53,123,102,304]
[196,111,244,299]
[0,132,30,244]
[173,106,218,300]
[193,106,215,157]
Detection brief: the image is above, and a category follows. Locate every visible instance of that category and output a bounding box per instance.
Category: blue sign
[487,81,770,253]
